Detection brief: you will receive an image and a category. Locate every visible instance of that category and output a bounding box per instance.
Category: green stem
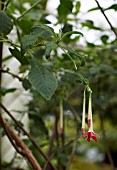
[0,68,23,81]
[4,0,11,11]
[58,45,77,70]
[0,38,20,48]
[17,0,42,21]
[86,85,92,94]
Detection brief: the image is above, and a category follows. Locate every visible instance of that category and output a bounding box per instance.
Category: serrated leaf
[21,24,56,55]
[31,24,56,38]
[21,34,39,55]
[0,11,13,35]
[45,41,57,58]
[9,47,29,65]
[28,61,58,100]
[61,31,83,41]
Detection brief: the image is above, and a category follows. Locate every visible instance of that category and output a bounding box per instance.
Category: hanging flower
[81,86,100,142]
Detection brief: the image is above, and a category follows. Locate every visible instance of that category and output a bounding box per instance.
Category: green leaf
[21,34,39,55]
[57,0,73,23]
[105,4,117,11]
[82,20,102,30]
[28,61,58,100]
[18,19,32,34]
[87,42,96,48]
[0,11,13,35]
[101,35,109,44]
[31,24,56,38]
[9,47,29,65]
[22,78,31,90]
[21,24,56,54]
[75,1,81,14]
[45,41,57,59]
[0,87,16,96]
[60,31,83,41]
[88,7,100,12]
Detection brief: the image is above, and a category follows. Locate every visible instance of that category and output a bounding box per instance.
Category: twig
[0,115,42,170]
[17,0,41,21]
[0,1,5,168]
[0,68,22,81]
[58,45,77,70]
[94,0,117,38]
[0,38,20,48]
[43,115,58,170]
[99,112,115,170]
[4,0,11,11]
[66,108,79,170]
[0,103,57,170]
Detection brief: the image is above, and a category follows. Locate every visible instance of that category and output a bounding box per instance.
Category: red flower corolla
[86,131,100,142]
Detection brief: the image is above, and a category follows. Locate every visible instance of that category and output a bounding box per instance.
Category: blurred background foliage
[0,0,117,170]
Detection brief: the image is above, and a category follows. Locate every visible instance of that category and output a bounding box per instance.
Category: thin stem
[0,68,23,81]
[86,85,92,94]
[0,1,5,169]
[66,107,79,170]
[66,140,77,170]
[17,0,41,21]
[43,115,58,170]
[58,45,77,70]
[51,136,79,158]
[0,38,20,48]
[94,0,117,38]
[4,0,11,11]
[0,104,57,170]
[99,112,115,170]
[0,115,42,170]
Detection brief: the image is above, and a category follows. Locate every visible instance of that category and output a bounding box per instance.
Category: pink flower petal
[86,131,100,142]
